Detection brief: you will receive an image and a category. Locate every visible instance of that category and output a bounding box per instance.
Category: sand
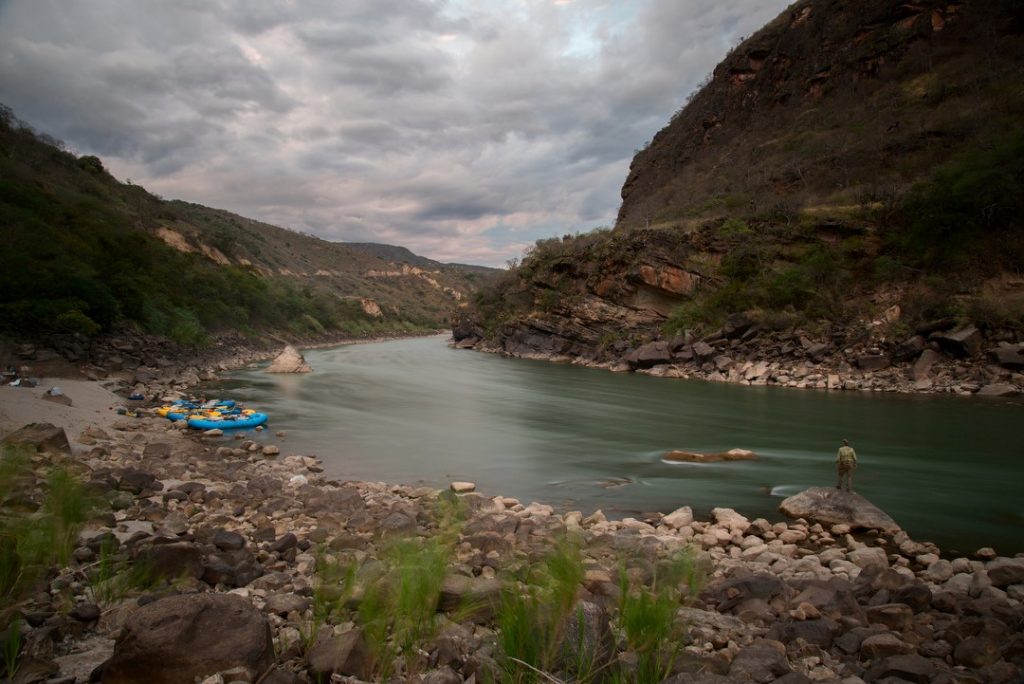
[0,378,126,445]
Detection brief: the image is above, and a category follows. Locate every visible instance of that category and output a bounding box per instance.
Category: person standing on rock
[836,439,857,492]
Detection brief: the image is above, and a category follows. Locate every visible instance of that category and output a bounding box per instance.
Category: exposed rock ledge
[779,486,900,534]
[663,448,757,463]
[264,345,313,373]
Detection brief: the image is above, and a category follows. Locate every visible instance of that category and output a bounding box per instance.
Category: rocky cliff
[454,0,1024,396]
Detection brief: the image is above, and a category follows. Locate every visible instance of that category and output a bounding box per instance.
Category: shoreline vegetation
[1,338,1022,683]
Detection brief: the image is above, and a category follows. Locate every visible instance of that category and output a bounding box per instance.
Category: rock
[931,325,983,357]
[2,422,70,454]
[954,634,1002,668]
[635,340,671,369]
[860,632,916,659]
[692,341,715,361]
[306,630,370,681]
[864,654,937,684]
[438,574,501,622]
[912,349,942,381]
[211,529,246,552]
[264,593,310,617]
[450,481,476,493]
[101,593,273,684]
[865,603,913,631]
[892,336,926,362]
[856,354,890,372]
[136,542,204,580]
[989,344,1024,370]
[261,445,280,456]
[663,448,757,463]
[43,387,73,406]
[728,639,792,682]
[712,507,750,534]
[69,603,101,622]
[986,558,1024,587]
[662,506,694,529]
[778,487,900,534]
[976,383,1019,397]
[847,547,889,570]
[264,345,313,373]
[269,533,298,553]
[556,601,615,677]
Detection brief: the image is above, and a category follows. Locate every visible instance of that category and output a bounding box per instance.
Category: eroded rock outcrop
[778,486,900,533]
[264,345,313,373]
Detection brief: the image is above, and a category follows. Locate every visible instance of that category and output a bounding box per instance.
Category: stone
[306,630,370,681]
[692,341,715,361]
[556,601,615,677]
[863,654,936,684]
[912,349,941,381]
[662,506,694,529]
[986,557,1024,587]
[954,634,1001,668]
[43,387,73,406]
[261,445,280,456]
[450,481,476,493]
[264,345,313,373]
[712,507,751,534]
[2,422,70,454]
[856,354,891,372]
[101,594,273,684]
[847,547,889,570]
[438,574,501,622]
[136,542,204,580]
[976,383,1019,397]
[635,340,672,369]
[864,603,913,631]
[211,529,246,552]
[989,344,1024,370]
[931,325,983,358]
[269,533,298,553]
[69,603,102,622]
[892,336,926,362]
[860,632,915,659]
[264,593,310,617]
[663,448,757,463]
[728,639,792,682]
[778,487,900,534]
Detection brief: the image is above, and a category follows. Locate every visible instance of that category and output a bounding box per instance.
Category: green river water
[203,335,1024,555]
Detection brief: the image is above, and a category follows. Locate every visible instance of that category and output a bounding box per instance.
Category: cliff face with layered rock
[454,0,1024,396]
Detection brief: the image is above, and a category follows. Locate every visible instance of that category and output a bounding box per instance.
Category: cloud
[0,0,790,266]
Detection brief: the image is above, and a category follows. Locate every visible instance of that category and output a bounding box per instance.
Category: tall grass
[614,551,706,684]
[0,445,98,602]
[496,535,587,683]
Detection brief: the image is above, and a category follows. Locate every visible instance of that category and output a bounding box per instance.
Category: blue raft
[186,412,268,430]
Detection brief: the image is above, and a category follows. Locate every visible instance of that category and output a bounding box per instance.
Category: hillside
[0,106,496,349]
[454,0,1024,395]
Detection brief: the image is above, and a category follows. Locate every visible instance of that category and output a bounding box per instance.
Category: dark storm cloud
[0,0,790,265]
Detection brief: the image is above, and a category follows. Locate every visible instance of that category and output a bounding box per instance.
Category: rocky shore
[2,366,1023,683]
[453,313,1024,398]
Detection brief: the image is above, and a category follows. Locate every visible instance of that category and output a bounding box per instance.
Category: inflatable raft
[186,411,268,430]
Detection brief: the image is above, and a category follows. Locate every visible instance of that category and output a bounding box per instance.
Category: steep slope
[454,0,1024,395]
[0,106,496,346]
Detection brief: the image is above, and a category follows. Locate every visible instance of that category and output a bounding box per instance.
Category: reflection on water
[203,335,1024,555]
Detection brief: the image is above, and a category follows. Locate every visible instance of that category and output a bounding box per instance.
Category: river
[201,335,1024,555]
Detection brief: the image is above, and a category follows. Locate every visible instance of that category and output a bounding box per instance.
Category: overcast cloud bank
[0,0,790,265]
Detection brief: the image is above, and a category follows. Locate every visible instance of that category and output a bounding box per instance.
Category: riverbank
[453,315,1024,398]
[1,365,1022,682]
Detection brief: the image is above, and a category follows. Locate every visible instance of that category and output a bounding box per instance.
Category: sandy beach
[0,378,126,445]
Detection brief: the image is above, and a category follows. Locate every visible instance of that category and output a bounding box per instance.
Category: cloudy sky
[0,0,789,266]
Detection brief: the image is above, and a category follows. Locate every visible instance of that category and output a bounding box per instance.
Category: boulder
[988,344,1024,370]
[438,574,501,622]
[662,506,694,529]
[264,345,313,373]
[727,639,792,682]
[101,593,274,684]
[663,448,757,463]
[986,558,1024,588]
[911,349,941,381]
[976,383,1019,397]
[778,487,900,534]
[856,354,890,372]
[306,630,371,681]
[2,422,70,454]
[635,340,671,369]
[931,325,983,358]
[892,336,926,362]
